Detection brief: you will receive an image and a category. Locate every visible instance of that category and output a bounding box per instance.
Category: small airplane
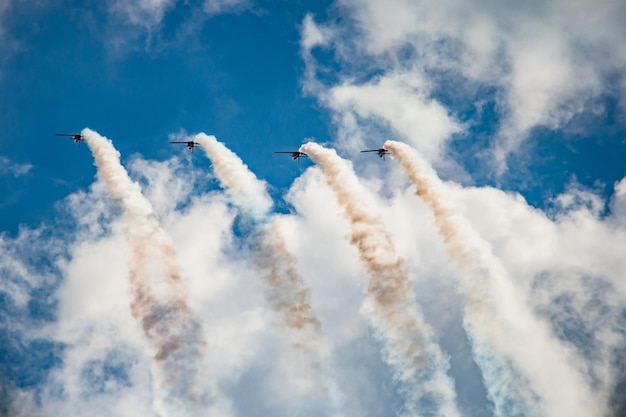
[361,148,390,160]
[56,133,83,146]
[275,151,307,162]
[170,141,199,151]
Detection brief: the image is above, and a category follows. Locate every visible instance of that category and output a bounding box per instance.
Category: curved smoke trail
[384,140,604,417]
[194,133,344,416]
[300,142,460,417]
[82,128,217,417]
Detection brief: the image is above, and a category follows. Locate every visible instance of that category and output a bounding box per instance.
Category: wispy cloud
[105,0,178,30]
[96,0,253,53]
[203,0,250,17]
[0,156,32,177]
[301,0,626,170]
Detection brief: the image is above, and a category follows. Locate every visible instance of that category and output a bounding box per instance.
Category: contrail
[194,133,344,416]
[300,142,460,417]
[384,140,604,417]
[82,128,216,417]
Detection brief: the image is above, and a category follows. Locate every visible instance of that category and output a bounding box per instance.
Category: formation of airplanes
[275,148,391,162]
[166,143,392,162]
[56,133,392,162]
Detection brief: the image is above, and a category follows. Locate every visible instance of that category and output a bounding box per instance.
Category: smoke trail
[82,128,217,417]
[384,140,604,417]
[194,133,344,416]
[300,142,460,417]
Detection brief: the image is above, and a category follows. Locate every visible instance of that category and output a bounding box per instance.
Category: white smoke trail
[194,133,272,222]
[82,128,219,417]
[194,133,345,416]
[384,140,605,417]
[300,142,460,417]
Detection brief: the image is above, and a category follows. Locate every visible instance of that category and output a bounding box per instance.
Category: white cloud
[3,135,626,416]
[327,71,462,161]
[106,0,178,30]
[284,136,626,416]
[4,149,361,417]
[447,179,626,405]
[0,156,32,177]
[128,156,197,216]
[203,0,250,17]
[99,0,253,53]
[302,0,626,168]
[301,14,329,51]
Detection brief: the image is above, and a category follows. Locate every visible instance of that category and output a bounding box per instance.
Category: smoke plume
[384,140,603,417]
[82,128,216,416]
[194,133,272,222]
[195,133,344,416]
[300,142,460,417]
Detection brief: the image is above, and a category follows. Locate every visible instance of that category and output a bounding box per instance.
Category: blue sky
[0,0,334,233]
[1,0,625,233]
[1,1,626,417]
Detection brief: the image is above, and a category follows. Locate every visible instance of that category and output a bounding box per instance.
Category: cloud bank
[301,0,626,169]
[1,129,625,416]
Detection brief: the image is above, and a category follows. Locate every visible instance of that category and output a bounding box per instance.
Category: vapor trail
[300,142,460,417]
[384,140,604,417]
[82,128,215,417]
[194,133,344,416]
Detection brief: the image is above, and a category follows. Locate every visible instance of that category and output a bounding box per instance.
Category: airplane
[170,141,199,151]
[275,151,307,162]
[56,133,83,146]
[361,148,390,160]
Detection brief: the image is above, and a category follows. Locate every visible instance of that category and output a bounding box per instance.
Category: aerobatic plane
[56,133,83,146]
[361,148,390,160]
[275,151,307,162]
[170,141,199,151]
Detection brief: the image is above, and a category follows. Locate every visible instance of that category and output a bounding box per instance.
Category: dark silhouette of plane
[56,133,83,146]
[275,151,307,162]
[170,141,199,151]
[361,148,390,160]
